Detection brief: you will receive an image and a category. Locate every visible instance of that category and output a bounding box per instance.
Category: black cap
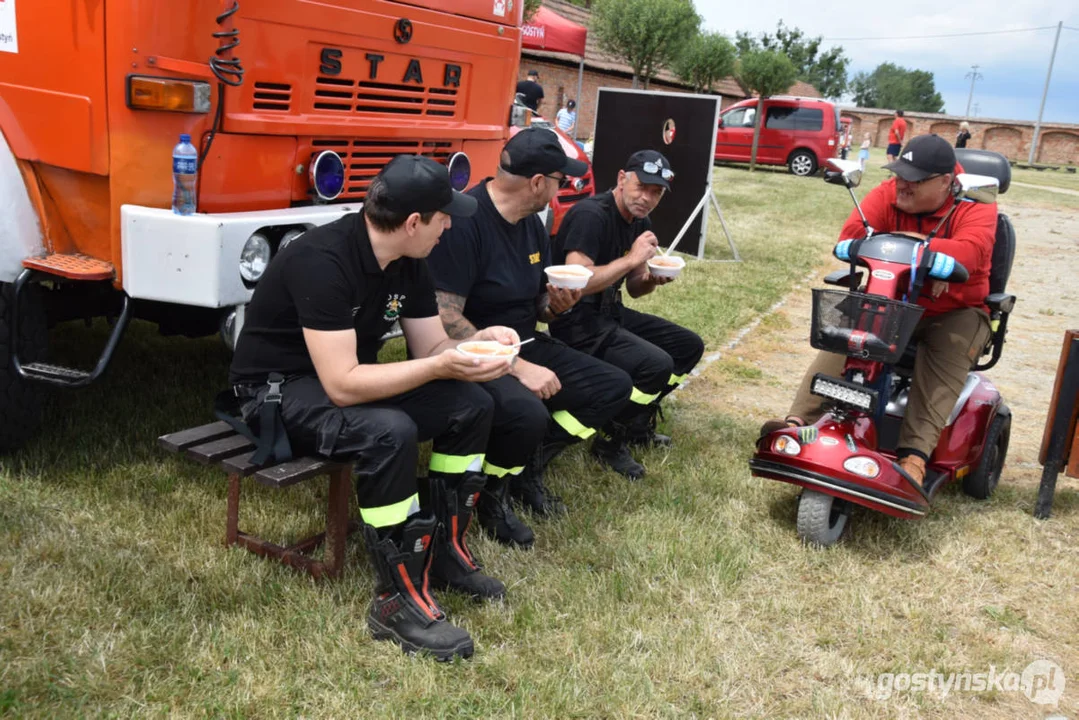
[377,155,477,217]
[527,69,540,77]
[500,127,589,178]
[567,99,576,109]
[624,149,674,190]
[882,134,955,182]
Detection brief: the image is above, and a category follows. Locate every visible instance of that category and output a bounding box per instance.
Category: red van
[714,96,841,176]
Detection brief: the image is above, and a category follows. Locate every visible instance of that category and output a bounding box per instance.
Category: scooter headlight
[773,435,802,456]
[843,456,880,479]
[240,232,271,283]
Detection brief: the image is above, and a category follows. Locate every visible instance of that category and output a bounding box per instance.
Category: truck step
[20,362,93,386]
[22,254,115,281]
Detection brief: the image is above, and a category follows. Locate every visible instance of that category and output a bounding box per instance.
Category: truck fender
[0,129,45,284]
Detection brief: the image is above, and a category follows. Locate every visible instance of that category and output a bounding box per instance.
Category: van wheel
[788,150,818,177]
[0,281,48,453]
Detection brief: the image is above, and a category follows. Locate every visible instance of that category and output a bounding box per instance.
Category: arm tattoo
[436,290,479,339]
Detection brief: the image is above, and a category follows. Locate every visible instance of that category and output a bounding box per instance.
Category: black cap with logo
[377,155,477,217]
[882,134,956,182]
[500,127,589,178]
[624,149,674,190]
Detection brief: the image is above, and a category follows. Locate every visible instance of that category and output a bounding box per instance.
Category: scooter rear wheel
[797,490,851,547]
[962,413,1011,500]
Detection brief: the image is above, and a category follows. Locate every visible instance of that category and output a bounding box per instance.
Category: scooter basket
[810,289,924,364]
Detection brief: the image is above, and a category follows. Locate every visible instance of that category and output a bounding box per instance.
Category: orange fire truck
[0,0,527,452]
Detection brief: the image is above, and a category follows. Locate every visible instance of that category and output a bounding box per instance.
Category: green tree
[674,31,737,94]
[736,21,850,99]
[591,0,701,89]
[523,0,542,22]
[850,63,944,112]
[734,49,798,171]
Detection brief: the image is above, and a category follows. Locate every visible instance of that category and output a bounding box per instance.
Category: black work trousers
[479,333,632,475]
[274,375,493,528]
[552,304,704,423]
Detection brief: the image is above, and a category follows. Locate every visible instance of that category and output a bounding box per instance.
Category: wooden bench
[159,421,358,579]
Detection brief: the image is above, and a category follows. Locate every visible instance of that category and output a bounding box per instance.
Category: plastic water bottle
[171,133,198,215]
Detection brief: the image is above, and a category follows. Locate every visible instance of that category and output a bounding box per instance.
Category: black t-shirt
[229,211,438,385]
[554,190,652,293]
[515,79,544,111]
[426,179,549,339]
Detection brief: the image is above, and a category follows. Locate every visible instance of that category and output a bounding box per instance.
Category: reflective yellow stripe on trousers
[429,452,484,474]
[551,410,596,439]
[482,461,525,478]
[360,493,420,528]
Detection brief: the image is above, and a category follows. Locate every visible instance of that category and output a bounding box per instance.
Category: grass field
[2,157,1076,718]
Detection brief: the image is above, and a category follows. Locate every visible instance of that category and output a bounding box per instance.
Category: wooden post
[1035,331,1079,519]
[322,465,353,578]
[226,472,241,545]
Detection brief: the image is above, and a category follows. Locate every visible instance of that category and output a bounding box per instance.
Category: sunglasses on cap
[639,161,675,181]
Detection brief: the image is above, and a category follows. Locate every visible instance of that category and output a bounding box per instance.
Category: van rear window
[765,107,824,131]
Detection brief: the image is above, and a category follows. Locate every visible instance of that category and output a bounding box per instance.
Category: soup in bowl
[544,264,594,290]
[456,340,519,361]
[646,254,686,279]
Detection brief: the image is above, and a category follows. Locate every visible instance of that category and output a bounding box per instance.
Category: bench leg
[226,472,241,546]
[319,465,352,579]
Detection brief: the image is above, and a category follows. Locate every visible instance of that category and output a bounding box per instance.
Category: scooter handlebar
[927,251,969,283]
[820,326,897,357]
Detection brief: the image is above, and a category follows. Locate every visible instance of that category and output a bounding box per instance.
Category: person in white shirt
[556,99,577,135]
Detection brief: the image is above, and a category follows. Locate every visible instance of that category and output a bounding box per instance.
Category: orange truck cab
[0,0,525,452]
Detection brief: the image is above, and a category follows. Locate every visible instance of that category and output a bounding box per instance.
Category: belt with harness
[213,372,293,465]
[576,286,624,355]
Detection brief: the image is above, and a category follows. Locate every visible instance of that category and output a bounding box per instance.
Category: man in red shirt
[886,110,908,162]
[762,134,995,487]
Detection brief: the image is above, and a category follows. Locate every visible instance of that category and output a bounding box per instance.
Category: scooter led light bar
[810,373,879,412]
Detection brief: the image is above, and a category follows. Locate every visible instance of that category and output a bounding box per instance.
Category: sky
[695,0,1079,125]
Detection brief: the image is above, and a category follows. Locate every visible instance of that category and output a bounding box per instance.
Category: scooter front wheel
[797,490,851,547]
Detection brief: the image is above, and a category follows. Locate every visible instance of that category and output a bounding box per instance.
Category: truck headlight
[447,152,471,191]
[240,232,271,283]
[310,150,345,201]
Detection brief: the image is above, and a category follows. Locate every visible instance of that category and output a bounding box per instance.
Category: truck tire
[0,281,48,453]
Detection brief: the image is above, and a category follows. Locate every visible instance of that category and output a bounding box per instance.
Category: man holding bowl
[551,150,705,480]
[428,128,632,546]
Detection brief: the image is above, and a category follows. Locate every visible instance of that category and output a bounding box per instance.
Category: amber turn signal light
[127,76,212,113]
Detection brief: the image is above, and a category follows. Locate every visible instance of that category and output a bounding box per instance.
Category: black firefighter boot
[364,515,474,661]
[626,403,672,449]
[476,474,535,549]
[428,474,506,601]
[510,444,568,517]
[591,422,646,481]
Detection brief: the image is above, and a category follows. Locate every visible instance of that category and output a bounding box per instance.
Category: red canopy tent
[521,7,587,138]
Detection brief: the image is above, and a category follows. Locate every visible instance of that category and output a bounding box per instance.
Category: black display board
[591,89,721,258]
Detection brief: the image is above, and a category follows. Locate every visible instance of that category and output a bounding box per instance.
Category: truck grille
[252,82,292,112]
[308,139,460,199]
[313,76,459,118]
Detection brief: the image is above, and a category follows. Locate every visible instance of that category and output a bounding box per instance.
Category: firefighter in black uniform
[427,128,633,545]
[228,156,520,662]
[551,150,705,480]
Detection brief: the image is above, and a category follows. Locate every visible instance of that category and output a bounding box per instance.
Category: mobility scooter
[750,149,1017,546]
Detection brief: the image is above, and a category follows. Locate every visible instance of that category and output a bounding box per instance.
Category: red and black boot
[364,515,474,661]
[429,474,507,601]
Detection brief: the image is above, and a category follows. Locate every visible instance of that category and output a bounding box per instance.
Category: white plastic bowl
[456,340,519,362]
[544,264,593,290]
[647,255,686,278]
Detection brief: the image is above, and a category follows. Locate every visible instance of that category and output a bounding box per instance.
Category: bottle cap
[180,133,191,143]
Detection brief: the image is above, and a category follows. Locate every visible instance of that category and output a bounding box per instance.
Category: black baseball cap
[624,149,674,190]
[500,127,589,178]
[883,134,956,182]
[377,155,477,217]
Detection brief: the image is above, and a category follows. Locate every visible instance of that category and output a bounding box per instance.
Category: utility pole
[1030,21,1063,164]
[972,103,980,118]
[964,65,982,118]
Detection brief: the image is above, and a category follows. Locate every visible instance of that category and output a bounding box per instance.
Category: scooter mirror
[953,173,999,204]
[824,158,863,188]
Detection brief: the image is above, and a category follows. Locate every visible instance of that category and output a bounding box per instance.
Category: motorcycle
[750,149,1018,546]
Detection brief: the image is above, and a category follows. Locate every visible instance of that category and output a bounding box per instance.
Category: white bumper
[121,204,359,308]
